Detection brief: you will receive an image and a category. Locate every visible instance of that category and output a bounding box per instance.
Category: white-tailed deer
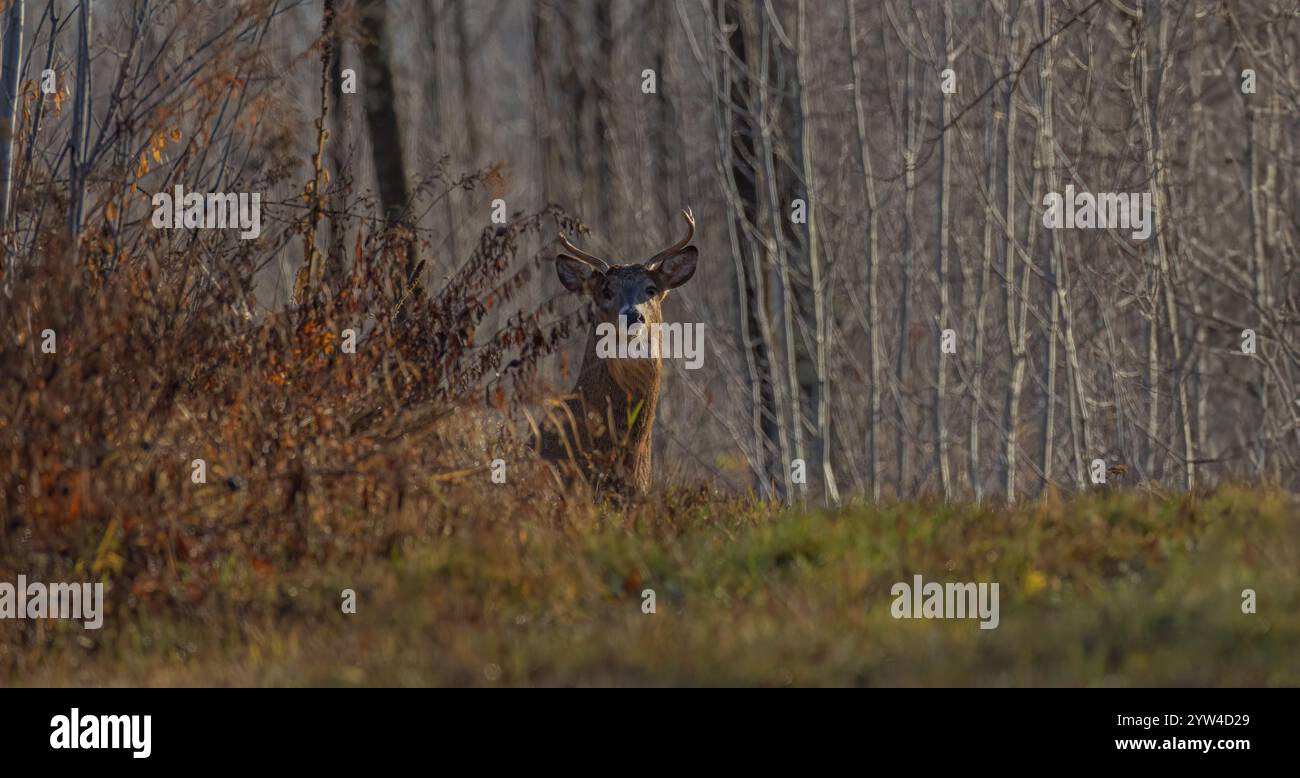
[537,209,699,496]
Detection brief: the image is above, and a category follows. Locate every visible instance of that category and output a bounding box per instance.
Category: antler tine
[557,232,610,272]
[644,208,696,269]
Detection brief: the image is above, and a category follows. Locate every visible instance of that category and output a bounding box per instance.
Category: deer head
[555,208,699,334]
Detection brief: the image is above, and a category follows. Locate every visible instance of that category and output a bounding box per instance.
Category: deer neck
[574,321,663,434]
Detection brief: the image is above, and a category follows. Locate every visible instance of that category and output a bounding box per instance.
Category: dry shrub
[0,194,588,632]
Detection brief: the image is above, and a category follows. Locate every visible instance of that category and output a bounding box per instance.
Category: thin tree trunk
[561,5,588,218]
[845,0,881,501]
[1137,0,1192,490]
[751,6,799,501]
[766,0,818,502]
[418,0,455,266]
[934,0,953,500]
[16,0,58,226]
[651,0,680,226]
[896,41,916,497]
[453,0,479,164]
[725,0,787,500]
[67,0,93,252]
[0,0,24,236]
[701,0,766,495]
[533,0,559,206]
[1001,6,1023,501]
[359,0,418,287]
[795,0,838,503]
[1241,35,1268,478]
[593,0,614,228]
[969,38,999,503]
[297,0,336,302]
[327,0,352,289]
[1037,0,1059,493]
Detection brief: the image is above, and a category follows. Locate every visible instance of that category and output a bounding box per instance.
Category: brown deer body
[537,210,699,496]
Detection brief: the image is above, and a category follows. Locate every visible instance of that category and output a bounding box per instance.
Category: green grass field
[4,486,1295,687]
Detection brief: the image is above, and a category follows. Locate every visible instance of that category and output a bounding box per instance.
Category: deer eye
[645,286,658,297]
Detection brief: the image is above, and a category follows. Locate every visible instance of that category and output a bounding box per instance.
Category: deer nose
[621,309,645,325]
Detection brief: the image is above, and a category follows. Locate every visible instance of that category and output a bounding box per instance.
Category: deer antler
[644,208,695,270]
[557,232,611,272]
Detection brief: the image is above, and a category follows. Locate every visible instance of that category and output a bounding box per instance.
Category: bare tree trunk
[750,6,799,501]
[453,0,480,165]
[16,0,58,223]
[0,0,24,237]
[1000,6,1023,501]
[67,0,93,252]
[1059,12,1097,491]
[764,0,817,503]
[794,0,838,503]
[695,0,766,494]
[896,39,917,497]
[1238,25,1269,479]
[326,0,352,289]
[1136,0,1192,490]
[561,5,589,218]
[359,0,418,287]
[845,0,881,501]
[533,0,560,206]
[1059,280,1090,489]
[296,0,336,302]
[420,0,457,265]
[1257,15,1284,479]
[1040,282,1059,491]
[651,0,680,226]
[969,34,999,503]
[724,0,787,500]
[934,0,953,500]
[592,0,615,228]
[1037,0,1059,493]
[1009,152,1039,501]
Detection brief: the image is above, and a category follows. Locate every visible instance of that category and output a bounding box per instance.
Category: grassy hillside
[5,485,1295,687]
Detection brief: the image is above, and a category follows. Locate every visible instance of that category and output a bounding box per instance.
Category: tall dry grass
[0,183,593,650]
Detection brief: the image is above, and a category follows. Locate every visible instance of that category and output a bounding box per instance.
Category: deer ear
[652,247,698,290]
[556,255,601,294]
